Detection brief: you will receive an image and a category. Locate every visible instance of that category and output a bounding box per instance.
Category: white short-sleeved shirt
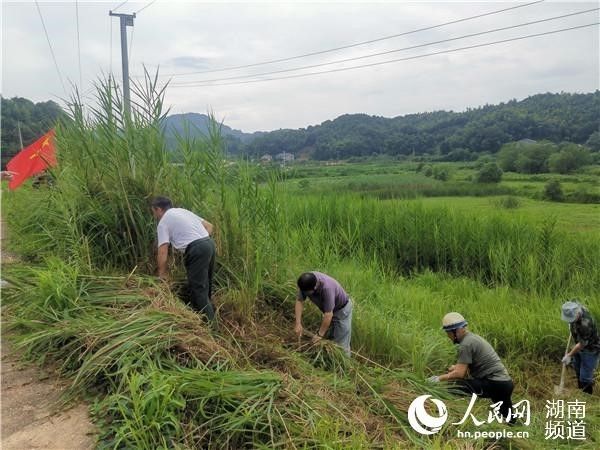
[157,208,209,252]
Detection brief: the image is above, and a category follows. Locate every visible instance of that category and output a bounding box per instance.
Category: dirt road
[1,218,97,449]
[1,340,97,449]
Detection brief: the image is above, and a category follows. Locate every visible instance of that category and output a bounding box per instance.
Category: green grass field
[284,160,600,203]
[3,84,599,449]
[410,196,600,234]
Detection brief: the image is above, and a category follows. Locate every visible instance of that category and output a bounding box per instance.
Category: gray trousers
[328,299,353,356]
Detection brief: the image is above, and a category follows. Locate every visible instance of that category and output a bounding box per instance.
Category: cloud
[2,1,598,131]
[166,56,214,70]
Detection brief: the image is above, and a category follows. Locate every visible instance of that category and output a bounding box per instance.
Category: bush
[474,154,494,169]
[544,180,564,202]
[494,196,521,209]
[548,145,592,174]
[568,185,600,204]
[423,165,433,177]
[432,166,450,181]
[476,163,503,183]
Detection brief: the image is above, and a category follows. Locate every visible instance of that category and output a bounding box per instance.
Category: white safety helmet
[442,312,468,331]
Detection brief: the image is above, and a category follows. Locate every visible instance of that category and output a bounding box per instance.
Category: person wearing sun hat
[428,312,515,421]
[561,300,599,395]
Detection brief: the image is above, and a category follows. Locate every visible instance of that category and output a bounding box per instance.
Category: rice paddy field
[2,79,599,449]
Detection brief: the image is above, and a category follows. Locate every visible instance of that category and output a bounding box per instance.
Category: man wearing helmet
[429,312,515,421]
[560,300,599,395]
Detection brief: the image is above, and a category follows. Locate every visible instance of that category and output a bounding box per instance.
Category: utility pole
[17,121,24,149]
[109,11,135,118]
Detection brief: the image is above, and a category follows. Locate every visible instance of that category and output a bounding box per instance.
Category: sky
[2,1,599,132]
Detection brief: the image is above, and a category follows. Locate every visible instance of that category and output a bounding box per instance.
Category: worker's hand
[294,324,303,338]
[427,375,440,383]
[0,170,16,181]
[311,333,323,344]
[561,354,572,365]
[448,365,456,372]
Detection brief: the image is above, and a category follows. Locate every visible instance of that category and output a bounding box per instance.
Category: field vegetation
[2,77,599,449]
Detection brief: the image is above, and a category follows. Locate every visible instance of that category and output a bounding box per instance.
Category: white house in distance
[517,138,537,146]
[260,154,273,163]
[275,152,294,162]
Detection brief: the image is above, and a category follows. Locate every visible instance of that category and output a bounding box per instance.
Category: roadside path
[1,218,96,449]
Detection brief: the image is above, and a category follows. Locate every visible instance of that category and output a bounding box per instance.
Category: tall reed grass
[283,193,599,296]
[3,74,598,449]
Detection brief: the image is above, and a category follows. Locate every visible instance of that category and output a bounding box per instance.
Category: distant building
[260,154,273,162]
[275,152,294,162]
[517,138,537,146]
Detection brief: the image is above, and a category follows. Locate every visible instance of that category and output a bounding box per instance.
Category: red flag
[7,129,57,190]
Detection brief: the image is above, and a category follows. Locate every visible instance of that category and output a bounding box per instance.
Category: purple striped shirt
[297,271,349,313]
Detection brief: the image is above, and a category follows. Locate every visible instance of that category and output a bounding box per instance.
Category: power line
[158,0,545,77]
[109,17,113,74]
[129,25,135,68]
[172,8,598,86]
[136,0,157,15]
[171,22,598,88]
[34,0,67,96]
[75,0,83,90]
[112,1,129,13]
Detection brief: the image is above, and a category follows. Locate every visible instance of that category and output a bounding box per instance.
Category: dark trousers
[452,378,514,420]
[573,351,599,394]
[184,237,216,321]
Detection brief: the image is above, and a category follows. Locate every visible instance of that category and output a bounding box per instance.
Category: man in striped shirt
[295,271,353,356]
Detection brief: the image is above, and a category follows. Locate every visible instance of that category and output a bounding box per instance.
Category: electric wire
[129,26,135,65]
[112,0,129,13]
[171,22,599,88]
[34,0,67,96]
[75,0,83,90]
[158,0,546,77]
[136,0,157,15]
[109,18,113,74]
[172,8,598,86]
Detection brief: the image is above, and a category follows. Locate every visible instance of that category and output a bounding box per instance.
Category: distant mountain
[163,113,256,142]
[164,92,599,160]
[163,113,263,155]
[4,93,597,167]
[240,92,600,160]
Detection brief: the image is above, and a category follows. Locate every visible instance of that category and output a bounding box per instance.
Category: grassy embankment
[2,78,599,448]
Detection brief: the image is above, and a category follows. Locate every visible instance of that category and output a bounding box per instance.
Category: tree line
[1,96,65,168]
[3,91,599,167]
[241,91,599,160]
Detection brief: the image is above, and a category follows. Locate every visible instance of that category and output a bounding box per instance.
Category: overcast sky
[2,1,599,132]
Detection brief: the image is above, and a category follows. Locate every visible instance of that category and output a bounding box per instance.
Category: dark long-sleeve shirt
[570,307,600,353]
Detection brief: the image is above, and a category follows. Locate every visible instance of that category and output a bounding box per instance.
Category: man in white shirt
[151,196,216,321]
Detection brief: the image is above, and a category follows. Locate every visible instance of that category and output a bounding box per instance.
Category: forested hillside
[242,91,600,159]
[2,91,598,166]
[1,97,65,168]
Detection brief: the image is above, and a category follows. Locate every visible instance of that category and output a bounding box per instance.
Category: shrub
[548,145,592,174]
[432,166,450,181]
[494,196,521,209]
[476,163,503,183]
[544,180,564,201]
[568,185,600,204]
